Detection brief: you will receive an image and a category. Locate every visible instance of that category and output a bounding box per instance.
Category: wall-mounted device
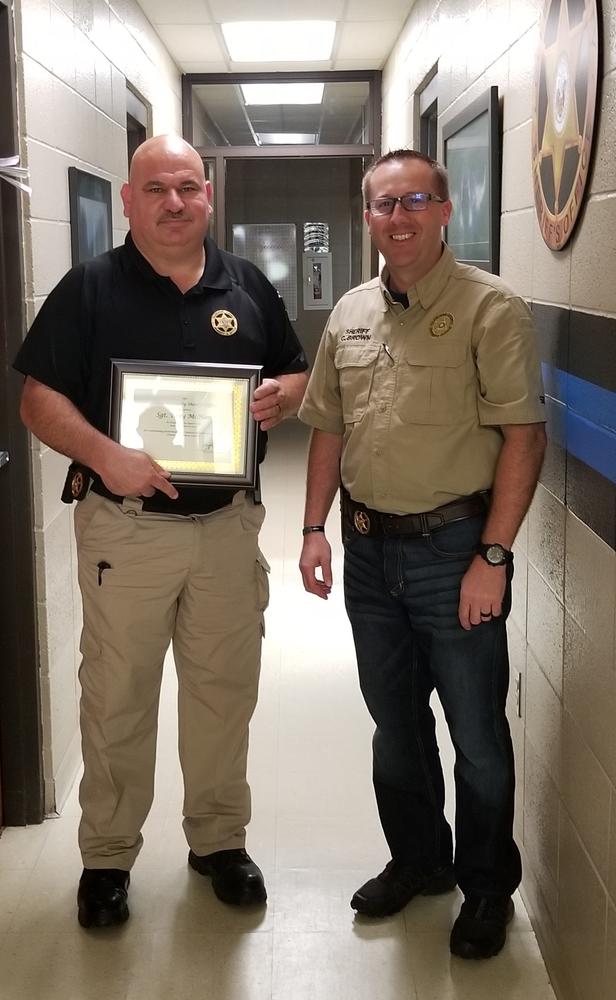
[303,252,333,310]
[302,222,332,310]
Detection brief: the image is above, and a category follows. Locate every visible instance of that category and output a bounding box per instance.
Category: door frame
[181,70,381,277]
[0,0,44,825]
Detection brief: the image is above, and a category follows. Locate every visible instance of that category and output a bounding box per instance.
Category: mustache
[159,211,192,221]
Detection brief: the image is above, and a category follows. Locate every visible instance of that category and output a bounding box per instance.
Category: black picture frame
[109,359,262,488]
[442,86,501,274]
[68,166,113,266]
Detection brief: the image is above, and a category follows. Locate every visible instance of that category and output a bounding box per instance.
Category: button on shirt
[298,244,545,514]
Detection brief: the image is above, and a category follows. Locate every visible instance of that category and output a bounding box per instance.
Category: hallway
[0,421,556,1000]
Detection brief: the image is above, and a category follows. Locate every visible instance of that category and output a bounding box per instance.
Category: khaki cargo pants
[74,490,269,870]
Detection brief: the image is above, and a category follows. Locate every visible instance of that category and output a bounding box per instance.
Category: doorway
[0,0,44,826]
[182,71,381,360]
[224,157,364,363]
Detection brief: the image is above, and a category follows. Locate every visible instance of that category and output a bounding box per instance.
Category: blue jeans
[343,512,521,898]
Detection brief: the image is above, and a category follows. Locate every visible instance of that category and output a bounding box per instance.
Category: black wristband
[302,525,325,536]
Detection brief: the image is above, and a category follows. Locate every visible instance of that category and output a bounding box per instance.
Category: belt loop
[121,496,143,513]
[420,513,430,536]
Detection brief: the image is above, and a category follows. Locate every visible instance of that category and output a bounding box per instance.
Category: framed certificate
[109,360,262,487]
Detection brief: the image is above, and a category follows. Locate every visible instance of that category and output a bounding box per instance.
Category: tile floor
[0,420,557,1000]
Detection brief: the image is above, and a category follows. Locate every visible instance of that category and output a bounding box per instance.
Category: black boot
[450,894,514,959]
[77,868,130,928]
[351,861,457,917]
[189,848,267,905]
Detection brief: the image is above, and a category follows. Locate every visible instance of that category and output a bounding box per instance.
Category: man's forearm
[482,422,547,547]
[20,375,178,498]
[20,376,114,470]
[303,428,343,526]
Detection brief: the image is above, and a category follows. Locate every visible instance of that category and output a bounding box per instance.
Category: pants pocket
[255,550,270,636]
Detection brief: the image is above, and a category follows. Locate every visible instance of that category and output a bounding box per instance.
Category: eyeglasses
[366,192,446,216]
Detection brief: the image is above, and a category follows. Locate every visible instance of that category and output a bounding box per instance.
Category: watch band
[302,525,325,536]
[477,542,514,566]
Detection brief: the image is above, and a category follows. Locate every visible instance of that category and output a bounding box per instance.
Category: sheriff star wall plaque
[531,0,600,251]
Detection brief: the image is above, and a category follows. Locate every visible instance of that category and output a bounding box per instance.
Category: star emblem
[532,0,599,249]
[70,471,86,499]
[354,510,371,535]
[541,0,583,212]
[211,310,238,336]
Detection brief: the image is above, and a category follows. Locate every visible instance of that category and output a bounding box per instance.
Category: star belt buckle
[71,470,87,500]
[353,510,371,535]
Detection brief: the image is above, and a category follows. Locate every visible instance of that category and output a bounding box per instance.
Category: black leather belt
[89,478,240,516]
[61,462,245,514]
[341,488,489,538]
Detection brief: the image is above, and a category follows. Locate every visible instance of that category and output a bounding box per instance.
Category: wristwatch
[477,543,514,566]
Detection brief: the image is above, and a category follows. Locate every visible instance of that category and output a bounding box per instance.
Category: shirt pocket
[397,340,475,425]
[334,343,381,424]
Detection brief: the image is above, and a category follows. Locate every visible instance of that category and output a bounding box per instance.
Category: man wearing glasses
[299,150,546,960]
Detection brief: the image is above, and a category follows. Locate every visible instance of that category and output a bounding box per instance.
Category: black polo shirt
[14,233,308,514]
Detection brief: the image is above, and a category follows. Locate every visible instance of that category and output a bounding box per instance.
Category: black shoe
[77,868,130,928]
[450,894,514,959]
[350,861,457,917]
[188,848,267,906]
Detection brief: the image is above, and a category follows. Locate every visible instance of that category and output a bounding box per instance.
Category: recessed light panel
[256,133,318,145]
[222,21,335,62]
[241,83,324,105]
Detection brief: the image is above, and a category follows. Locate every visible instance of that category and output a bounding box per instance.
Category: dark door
[0,0,44,825]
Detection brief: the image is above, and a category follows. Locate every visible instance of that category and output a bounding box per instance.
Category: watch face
[486,544,506,565]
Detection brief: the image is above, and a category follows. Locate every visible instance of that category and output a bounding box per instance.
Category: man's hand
[250,378,286,431]
[458,555,506,630]
[299,533,333,599]
[97,443,178,499]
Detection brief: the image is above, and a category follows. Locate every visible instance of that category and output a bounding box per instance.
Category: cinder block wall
[14,0,182,813]
[381,2,616,997]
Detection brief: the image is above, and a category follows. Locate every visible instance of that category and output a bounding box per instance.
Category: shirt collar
[199,236,232,291]
[122,232,232,294]
[378,243,456,312]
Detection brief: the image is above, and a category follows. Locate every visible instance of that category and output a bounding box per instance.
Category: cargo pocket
[333,344,380,424]
[397,340,475,425]
[256,550,270,636]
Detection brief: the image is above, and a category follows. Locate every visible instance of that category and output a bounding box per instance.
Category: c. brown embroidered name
[341,328,371,342]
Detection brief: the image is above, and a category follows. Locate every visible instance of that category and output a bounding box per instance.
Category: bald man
[15,135,308,928]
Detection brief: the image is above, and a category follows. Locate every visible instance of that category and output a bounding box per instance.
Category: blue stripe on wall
[567,372,616,432]
[566,412,616,485]
[541,363,616,485]
[541,362,568,404]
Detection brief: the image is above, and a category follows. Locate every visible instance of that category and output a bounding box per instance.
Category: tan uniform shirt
[299,244,546,514]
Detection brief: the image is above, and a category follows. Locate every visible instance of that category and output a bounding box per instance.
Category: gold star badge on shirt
[211,310,238,336]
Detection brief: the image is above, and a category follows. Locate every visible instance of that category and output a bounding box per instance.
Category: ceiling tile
[136,0,213,26]
[227,59,334,73]
[333,58,384,71]
[336,21,401,61]
[208,0,346,21]
[155,24,224,62]
[181,62,230,74]
[346,0,416,20]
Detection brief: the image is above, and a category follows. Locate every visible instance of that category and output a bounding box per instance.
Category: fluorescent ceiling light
[241,83,324,106]
[257,133,318,145]
[222,21,335,62]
